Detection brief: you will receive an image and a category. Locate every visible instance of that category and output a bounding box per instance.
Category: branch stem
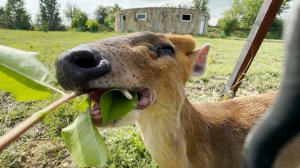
[0,91,83,152]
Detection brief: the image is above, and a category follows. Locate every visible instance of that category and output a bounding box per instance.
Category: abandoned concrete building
[115,7,210,35]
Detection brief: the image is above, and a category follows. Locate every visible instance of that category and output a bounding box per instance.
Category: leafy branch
[0,45,137,167]
[0,45,108,167]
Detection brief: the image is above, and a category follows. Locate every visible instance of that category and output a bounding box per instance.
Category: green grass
[0,29,283,167]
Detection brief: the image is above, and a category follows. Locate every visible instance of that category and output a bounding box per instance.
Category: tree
[94,5,108,25]
[63,2,81,22]
[217,0,241,35]
[218,0,292,38]
[218,12,239,35]
[241,0,291,28]
[278,0,291,14]
[1,0,31,30]
[193,0,210,15]
[239,0,264,28]
[71,10,88,31]
[94,4,121,31]
[221,0,291,29]
[38,0,62,31]
[104,4,121,30]
[0,6,6,27]
[64,4,88,32]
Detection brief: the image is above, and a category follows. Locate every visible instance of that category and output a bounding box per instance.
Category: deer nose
[56,45,111,91]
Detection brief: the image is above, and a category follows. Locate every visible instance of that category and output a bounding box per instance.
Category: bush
[86,19,100,33]
[207,26,222,38]
[71,11,88,32]
[41,24,49,32]
[266,18,284,39]
[30,23,66,32]
[98,24,111,32]
[218,17,239,36]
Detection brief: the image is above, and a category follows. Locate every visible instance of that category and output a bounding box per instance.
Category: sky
[0,0,296,26]
[0,0,234,26]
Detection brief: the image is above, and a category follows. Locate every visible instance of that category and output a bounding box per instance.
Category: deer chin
[88,87,155,126]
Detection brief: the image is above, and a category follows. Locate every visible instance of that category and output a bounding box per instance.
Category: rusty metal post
[219,0,284,100]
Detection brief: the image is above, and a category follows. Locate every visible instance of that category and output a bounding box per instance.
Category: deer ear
[193,44,210,75]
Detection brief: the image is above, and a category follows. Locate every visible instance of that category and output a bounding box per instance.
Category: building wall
[115,7,209,35]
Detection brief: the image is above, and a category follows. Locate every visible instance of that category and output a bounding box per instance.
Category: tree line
[0,0,210,32]
[218,0,292,39]
[0,0,292,38]
[0,0,121,32]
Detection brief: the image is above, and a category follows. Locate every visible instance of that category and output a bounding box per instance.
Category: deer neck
[136,97,213,168]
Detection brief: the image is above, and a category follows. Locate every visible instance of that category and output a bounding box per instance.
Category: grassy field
[0,29,284,167]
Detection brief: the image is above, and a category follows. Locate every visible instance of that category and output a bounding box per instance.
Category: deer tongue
[136,88,154,110]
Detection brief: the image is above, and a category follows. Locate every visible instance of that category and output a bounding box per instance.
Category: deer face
[56,32,209,126]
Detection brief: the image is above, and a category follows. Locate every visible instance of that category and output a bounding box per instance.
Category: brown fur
[62,32,300,167]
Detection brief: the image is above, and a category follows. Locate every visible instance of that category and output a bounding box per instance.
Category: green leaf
[62,112,109,167]
[0,45,57,102]
[74,98,95,112]
[100,89,138,124]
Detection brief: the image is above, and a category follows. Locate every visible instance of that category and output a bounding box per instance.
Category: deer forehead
[92,32,197,71]
[93,32,196,56]
[89,32,198,87]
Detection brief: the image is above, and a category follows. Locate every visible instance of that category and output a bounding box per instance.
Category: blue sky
[0,0,234,25]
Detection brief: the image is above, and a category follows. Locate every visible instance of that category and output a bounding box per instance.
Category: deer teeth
[121,89,133,100]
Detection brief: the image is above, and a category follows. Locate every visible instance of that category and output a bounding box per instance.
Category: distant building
[115,7,210,35]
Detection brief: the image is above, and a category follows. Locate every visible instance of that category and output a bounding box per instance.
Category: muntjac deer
[56,32,300,168]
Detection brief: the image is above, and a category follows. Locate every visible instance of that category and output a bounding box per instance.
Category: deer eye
[157,45,175,57]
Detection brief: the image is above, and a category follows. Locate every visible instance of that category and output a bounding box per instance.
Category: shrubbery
[218,0,291,39]
[64,3,120,33]
[218,16,239,36]
[71,11,88,32]
[86,19,100,33]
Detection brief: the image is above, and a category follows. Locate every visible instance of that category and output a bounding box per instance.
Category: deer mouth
[89,88,154,125]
